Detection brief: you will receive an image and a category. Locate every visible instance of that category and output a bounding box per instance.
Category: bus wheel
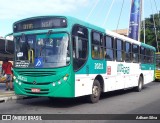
[89,80,101,103]
[135,76,143,92]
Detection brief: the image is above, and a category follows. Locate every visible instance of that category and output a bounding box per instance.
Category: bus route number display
[13,17,67,32]
[23,24,33,30]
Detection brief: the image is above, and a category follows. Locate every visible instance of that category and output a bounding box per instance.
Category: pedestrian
[1,57,13,91]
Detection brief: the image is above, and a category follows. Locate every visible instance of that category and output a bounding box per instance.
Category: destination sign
[13,17,67,32]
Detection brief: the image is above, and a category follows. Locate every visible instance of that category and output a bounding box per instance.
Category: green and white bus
[12,16,155,103]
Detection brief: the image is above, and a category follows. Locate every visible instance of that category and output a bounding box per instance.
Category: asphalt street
[0,81,160,123]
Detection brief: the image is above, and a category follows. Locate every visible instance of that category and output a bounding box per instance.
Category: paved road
[0,81,160,123]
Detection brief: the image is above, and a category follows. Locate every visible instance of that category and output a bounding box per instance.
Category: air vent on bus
[17,71,56,77]
[23,81,52,85]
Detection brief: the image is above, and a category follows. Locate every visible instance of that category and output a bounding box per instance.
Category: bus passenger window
[116,39,123,62]
[132,44,139,63]
[91,31,103,59]
[125,42,131,62]
[140,47,145,63]
[146,49,154,64]
[92,45,99,58]
[150,50,154,64]
[105,36,114,61]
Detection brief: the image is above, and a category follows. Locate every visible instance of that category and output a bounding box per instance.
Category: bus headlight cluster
[19,82,22,85]
[52,74,69,87]
[15,78,22,86]
[63,76,68,81]
[15,79,18,83]
[13,76,16,80]
[58,81,61,85]
[63,74,69,81]
[52,82,56,86]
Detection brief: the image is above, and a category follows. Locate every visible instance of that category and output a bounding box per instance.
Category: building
[112,29,128,36]
[0,38,14,62]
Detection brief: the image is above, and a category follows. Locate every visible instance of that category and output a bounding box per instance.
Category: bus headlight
[19,82,22,85]
[52,74,69,87]
[63,74,69,81]
[58,81,61,85]
[63,76,68,81]
[15,80,18,83]
[13,76,16,80]
[52,82,56,86]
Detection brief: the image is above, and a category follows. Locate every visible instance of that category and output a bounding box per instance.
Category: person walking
[1,57,13,91]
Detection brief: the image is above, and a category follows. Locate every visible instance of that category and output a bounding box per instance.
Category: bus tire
[135,76,143,92]
[89,80,101,103]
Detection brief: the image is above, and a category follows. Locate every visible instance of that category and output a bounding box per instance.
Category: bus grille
[18,71,56,77]
[23,81,52,85]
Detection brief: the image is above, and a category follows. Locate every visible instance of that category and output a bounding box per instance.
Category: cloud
[0,0,89,19]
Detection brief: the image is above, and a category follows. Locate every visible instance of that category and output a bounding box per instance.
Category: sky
[0,0,160,37]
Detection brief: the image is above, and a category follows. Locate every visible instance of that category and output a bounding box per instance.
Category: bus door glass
[14,35,36,68]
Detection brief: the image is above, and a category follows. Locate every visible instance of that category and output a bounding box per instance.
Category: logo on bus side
[94,63,104,70]
[18,75,27,82]
[117,64,130,74]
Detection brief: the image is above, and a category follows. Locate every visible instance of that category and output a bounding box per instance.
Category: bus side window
[105,35,114,61]
[146,49,153,64]
[150,50,154,64]
[116,39,123,62]
[125,42,131,62]
[145,49,149,64]
[140,46,145,63]
[132,44,139,63]
[91,31,104,59]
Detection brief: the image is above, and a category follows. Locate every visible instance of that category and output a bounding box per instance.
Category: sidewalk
[0,83,24,103]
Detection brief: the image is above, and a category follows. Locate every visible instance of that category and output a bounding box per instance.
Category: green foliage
[140,13,160,51]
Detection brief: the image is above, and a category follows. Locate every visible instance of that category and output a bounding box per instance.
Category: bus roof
[106,30,156,51]
[106,30,140,44]
[12,15,156,51]
[141,42,156,51]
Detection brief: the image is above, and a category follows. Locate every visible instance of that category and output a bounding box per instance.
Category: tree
[140,12,160,51]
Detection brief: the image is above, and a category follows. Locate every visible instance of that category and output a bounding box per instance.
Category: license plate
[31,88,40,93]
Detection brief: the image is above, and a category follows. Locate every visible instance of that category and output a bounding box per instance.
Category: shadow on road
[15,82,159,108]
[15,90,136,108]
[16,96,89,108]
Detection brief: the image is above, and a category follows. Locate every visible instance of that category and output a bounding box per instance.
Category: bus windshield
[14,33,70,68]
[156,53,160,70]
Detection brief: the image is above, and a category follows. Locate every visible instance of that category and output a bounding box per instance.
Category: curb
[0,94,30,103]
